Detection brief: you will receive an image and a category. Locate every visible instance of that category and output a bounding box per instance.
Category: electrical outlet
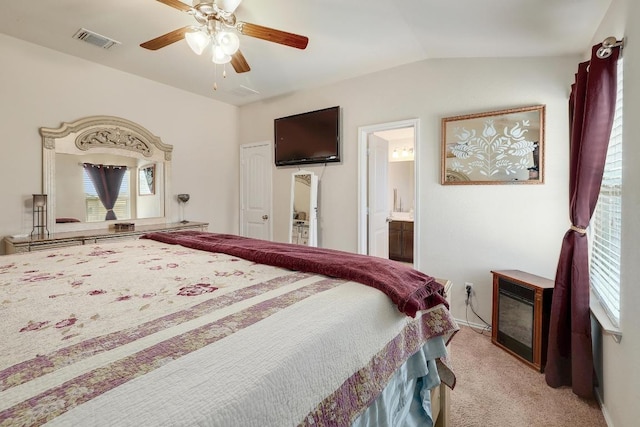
[465,282,473,306]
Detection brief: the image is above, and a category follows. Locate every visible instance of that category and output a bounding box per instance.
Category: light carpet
[449,325,606,427]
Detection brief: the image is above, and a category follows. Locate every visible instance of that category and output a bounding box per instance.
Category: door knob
[262,215,269,220]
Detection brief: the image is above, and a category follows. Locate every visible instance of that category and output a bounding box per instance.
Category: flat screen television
[274,106,340,166]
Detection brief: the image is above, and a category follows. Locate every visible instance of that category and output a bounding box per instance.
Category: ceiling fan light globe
[185,30,210,55]
[217,31,240,55]
[217,0,242,13]
[212,45,231,64]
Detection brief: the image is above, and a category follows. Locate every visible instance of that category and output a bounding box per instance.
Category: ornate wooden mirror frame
[40,116,173,233]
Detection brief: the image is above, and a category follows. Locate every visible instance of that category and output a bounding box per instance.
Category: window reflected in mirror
[55,154,163,224]
[84,166,130,222]
[139,165,155,196]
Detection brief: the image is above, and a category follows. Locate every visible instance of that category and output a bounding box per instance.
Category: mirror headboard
[41,116,173,233]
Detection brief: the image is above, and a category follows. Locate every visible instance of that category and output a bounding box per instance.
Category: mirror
[41,116,173,233]
[441,105,545,185]
[289,170,318,247]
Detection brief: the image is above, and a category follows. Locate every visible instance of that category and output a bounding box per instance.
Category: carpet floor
[449,325,606,427]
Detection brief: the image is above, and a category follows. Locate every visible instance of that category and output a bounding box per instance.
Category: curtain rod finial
[602,36,620,48]
[597,36,623,59]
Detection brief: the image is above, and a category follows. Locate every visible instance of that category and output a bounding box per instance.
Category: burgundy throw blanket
[141,231,447,317]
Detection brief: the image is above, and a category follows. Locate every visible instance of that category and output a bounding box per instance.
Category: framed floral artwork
[441,105,545,185]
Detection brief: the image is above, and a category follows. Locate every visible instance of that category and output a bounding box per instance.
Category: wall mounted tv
[274,106,340,166]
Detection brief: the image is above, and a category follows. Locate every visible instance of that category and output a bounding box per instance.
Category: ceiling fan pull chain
[213,62,218,91]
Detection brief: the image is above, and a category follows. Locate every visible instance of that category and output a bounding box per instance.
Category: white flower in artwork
[449,160,465,172]
[450,142,473,159]
[509,140,538,156]
[482,120,497,138]
[450,118,537,177]
[505,121,528,140]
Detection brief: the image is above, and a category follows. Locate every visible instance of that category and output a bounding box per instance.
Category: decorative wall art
[441,105,545,185]
[139,164,155,195]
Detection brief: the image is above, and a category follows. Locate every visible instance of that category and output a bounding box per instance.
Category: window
[83,169,131,222]
[590,58,623,327]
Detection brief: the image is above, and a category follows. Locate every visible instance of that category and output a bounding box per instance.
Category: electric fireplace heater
[491,270,554,372]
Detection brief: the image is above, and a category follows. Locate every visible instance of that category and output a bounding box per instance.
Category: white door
[358,120,419,266]
[240,142,272,240]
[367,134,389,258]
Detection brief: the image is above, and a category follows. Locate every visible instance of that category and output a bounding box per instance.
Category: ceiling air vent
[73,28,121,49]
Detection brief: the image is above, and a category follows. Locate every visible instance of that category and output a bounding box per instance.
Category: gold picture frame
[441,105,545,185]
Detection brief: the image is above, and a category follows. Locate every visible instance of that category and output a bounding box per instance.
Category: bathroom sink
[390,211,413,221]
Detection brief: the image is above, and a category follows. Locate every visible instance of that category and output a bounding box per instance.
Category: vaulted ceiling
[0,0,612,106]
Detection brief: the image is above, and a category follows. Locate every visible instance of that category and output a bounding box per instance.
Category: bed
[0,231,457,426]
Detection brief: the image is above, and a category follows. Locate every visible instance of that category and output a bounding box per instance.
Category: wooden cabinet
[389,223,402,259]
[389,220,413,263]
[491,270,554,372]
[3,222,208,254]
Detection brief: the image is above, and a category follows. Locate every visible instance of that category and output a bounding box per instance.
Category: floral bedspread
[0,238,457,426]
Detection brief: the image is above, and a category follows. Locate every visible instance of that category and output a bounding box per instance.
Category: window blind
[590,58,623,327]
[83,169,131,222]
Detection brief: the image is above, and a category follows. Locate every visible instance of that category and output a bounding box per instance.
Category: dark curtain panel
[545,43,619,399]
[83,163,127,221]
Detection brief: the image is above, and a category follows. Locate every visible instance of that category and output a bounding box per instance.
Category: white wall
[615,1,640,420]
[0,34,240,252]
[590,0,640,425]
[239,55,577,326]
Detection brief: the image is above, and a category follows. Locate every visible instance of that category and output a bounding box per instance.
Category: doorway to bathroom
[357,119,419,268]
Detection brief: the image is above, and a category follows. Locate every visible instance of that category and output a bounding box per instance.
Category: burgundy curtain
[545,43,620,398]
[83,163,126,221]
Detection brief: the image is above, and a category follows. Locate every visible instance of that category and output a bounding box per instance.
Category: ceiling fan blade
[238,22,309,50]
[157,0,193,12]
[140,26,191,50]
[230,50,250,73]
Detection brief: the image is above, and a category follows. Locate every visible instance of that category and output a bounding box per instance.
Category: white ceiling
[0,0,612,106]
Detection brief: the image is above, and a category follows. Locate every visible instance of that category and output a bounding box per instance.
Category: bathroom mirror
[289,170,318,247]
[41,116,173,233]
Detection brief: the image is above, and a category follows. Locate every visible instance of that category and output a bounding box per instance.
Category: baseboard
[453,317,491,332]
[595,387,615,427]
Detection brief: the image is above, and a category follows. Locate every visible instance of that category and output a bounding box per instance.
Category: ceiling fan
[140,0,309,75]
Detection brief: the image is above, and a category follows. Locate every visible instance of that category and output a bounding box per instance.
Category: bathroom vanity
[389,218,413,263]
